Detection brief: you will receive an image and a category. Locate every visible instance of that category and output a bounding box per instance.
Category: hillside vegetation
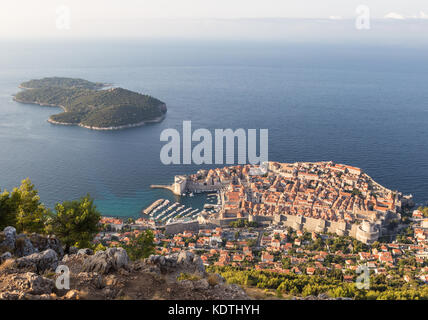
[14,77,167,129]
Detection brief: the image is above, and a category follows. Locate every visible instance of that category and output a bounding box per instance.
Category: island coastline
[14,97,167,131]
[47,112,166,131]
[13,77,167,131]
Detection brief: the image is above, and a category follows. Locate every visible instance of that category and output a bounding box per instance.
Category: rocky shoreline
[14,96,167,131]
[47,112,166,131]
[13,97,68,113]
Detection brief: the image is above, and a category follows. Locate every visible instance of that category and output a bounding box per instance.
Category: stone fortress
[168,161,410,244]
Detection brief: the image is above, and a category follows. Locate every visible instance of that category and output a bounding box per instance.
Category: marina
[141,185,221,225]
[142,198,203,224]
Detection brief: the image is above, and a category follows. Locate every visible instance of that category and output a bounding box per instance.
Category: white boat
[175,208,191,219]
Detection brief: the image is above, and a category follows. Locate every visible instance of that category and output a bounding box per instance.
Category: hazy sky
[1,0,428,40]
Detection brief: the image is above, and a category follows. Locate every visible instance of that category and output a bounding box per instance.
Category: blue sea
[0,39,428,217]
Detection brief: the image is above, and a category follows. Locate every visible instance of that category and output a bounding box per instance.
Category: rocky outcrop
[28,233,64,258]
[77,248,93,256]
[14,249,59,273]
[0,272,55,300]
[0,227,17,252]
[69,247,78,255]
[146,251,206,278]
[1,247,250,300]
[82,247,129,274]
[0,252,12,264]
[0,226,63,258]
[14,235,35,257]
[0,226,249,300]
[131,251,249,300]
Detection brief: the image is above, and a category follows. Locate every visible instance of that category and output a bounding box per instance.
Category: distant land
[14,77,167,130]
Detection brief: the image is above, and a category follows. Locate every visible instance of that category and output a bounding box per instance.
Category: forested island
[19,77,107,90]
[14,77,167,130]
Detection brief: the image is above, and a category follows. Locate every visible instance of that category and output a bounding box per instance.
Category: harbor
[141,191,222,225]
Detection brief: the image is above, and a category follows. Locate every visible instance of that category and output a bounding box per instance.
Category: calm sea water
[0,40,427,217]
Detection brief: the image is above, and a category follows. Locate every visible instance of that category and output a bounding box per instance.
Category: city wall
[250,213,379,243]
[165,220,200,235]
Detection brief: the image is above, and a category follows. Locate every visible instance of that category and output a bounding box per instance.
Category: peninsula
[14,77,167,130]
[152,161,414,244]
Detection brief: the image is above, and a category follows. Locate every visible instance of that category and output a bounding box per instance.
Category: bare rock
[179,279,195,290]
[0,252,12,264]
[0,291,23,300]
[28,233,64,258]
[3,272,54,295]
[1,227,64,259]
[77,248,94,256]
[14,249,59,273]
[177,251,206,276]
[82,247,129,274]
[147,251,206,277]
[193,278,210,290]
[64,289,80,300]
[69,246,78,255]
[208,273,225,286]
[75,272,104,289]
[105,274,118,286]
[14,234,36,257]
[0,226,16,252]
[224,284,249,299]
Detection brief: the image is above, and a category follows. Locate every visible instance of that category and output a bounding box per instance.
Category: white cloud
[385,11,428,20]
[384,12,405,20]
